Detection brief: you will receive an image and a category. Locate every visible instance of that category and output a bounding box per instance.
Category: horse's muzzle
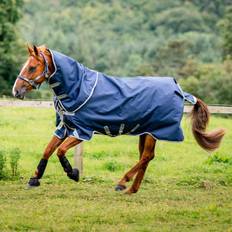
[12,87,26,100]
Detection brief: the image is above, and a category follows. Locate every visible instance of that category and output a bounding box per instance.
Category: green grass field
[0,107,232,231]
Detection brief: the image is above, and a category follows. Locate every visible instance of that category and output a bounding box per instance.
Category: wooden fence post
[74,142,84,176]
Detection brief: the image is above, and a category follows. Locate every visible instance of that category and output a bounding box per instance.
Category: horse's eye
[28,66,36,73]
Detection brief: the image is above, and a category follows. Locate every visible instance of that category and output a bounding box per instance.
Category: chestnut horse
[12,45,225,194]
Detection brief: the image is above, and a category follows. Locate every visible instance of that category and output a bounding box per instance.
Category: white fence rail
[1,100,232,114]
[184,105,232,114]
[0,100,53,108]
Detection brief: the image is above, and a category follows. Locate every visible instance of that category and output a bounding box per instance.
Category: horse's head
[12,45,51,99]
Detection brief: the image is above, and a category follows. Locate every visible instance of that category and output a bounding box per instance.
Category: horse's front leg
[28,136,64,188]
[57,137,82,182]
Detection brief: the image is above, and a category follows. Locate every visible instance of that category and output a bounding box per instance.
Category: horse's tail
[190,98,225,152]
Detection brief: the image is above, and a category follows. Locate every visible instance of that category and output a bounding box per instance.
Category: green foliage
[220,6,232,58]
[104,160,123,172]
[0,150,6,179]
[10,148,21,176]
[19,0,228,77]
[0,0,24,96]
[153,39,189,77]
[0,148,21,179]
[88,151,110,160]
[207,153,232,165]
[153,5,207,33]
[1,0,232,103]
[180,60,232,104]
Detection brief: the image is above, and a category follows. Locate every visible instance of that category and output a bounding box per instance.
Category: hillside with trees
[1,0,232,103]
[0,0,24,95]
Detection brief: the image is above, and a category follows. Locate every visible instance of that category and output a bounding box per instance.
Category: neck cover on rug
[48,50,98,112]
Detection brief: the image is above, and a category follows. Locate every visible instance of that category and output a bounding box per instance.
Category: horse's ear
[33,45,39,56]
[27,44,34,55]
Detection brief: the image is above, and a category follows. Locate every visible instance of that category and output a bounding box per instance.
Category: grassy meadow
[0,106,232,231]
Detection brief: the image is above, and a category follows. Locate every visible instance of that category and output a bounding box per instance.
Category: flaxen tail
[190,98,225,152]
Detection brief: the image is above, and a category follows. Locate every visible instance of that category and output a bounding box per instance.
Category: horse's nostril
[14,89,22,98]
[14,90,19,97]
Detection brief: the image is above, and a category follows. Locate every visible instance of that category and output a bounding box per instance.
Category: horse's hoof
[72,168,79,182]
[26,184,39,190]
[27,177,40,188]
[124,190,133,195]
[125,188,137,195]
[115,184,126,191]
[68,168,79,182]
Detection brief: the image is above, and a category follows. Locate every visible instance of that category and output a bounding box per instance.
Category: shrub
[10,148,21,177]
[104,160,123,172]
[0,150,7,179]
[206,153,232,165]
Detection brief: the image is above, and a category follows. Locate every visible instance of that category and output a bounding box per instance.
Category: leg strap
[36,158,48,179]
[59,156,72,174]
[59,156,79,182]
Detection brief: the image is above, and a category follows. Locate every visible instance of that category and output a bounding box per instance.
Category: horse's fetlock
[150,153,155,160]
[124,175,129,182]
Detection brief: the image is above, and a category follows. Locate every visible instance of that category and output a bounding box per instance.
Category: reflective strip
[50,82,61,88]
[57,94,68,100]
[64,123,75,131]
[57,121,64,130]
[63,111,75,116]
[49,50,98,114]
[57,101,62,111]
[57,111,64,122]
[177,83,184,97]
[118,123,125,135]
[192,96,197,104]
[73,72,99,112]
[57,101,65,112]
[130,124,140,133]
[54,99,59,110]
[104,126,112,136]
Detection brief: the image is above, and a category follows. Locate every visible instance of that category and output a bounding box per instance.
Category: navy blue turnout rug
[49,50,196,142]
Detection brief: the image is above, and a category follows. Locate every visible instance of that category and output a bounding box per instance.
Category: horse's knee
[43,148,52,159]
[57,146,67,157]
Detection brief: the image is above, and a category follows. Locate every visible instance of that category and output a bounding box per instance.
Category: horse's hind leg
[115,134,155,192]
[125,135,156,194]
[139,134,146,159]
[115,134,146,191]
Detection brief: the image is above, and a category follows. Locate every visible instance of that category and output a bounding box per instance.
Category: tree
[0,0,24,96]
[220,6,232,59]
[153,39,189,77]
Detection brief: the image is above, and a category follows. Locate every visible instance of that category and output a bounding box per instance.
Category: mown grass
[0,107,232,231]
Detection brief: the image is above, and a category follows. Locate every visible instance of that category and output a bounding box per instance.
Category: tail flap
[184,92,197,105]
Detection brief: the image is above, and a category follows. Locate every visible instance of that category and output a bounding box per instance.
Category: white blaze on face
[12,60,29,97]
[12,81,17,97]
